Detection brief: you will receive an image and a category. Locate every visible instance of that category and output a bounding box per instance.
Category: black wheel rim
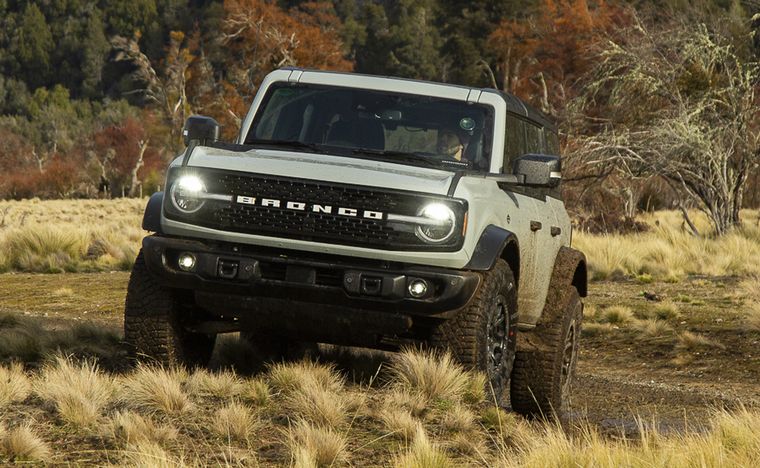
[560,319,578,397]
[486,294,510,392]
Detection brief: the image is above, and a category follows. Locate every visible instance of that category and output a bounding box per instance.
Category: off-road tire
[510,287,582,421]
[430,259,518,407]
[124,250,216,367]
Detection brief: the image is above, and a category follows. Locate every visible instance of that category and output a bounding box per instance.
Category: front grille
[166,169,465,251]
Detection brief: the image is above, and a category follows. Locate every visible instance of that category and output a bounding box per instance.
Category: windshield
[245,83,494,171]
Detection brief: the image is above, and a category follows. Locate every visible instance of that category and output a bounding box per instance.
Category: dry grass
[574,209,760,281]
[212,401,257,442]
[631,319,674,339]
[462,371,487,405]
[379,406,423,441]
[0,423,51,462]
[497,407,760,467]
[268,359,344,395]
[0,345,756,465]
[388,348,470,404]
[600,305,634,324]
[283,378,348,429]
[110,411,178,447]
[122,365,191,415]
[676,331,725,352]
[186,368,244,400]
[384,389,429,418]
[124,440,186,468]
[0,199,145,273]
[652,302,681,320]
[581,322,615,337]
[287,419,348,467]
[393,427,452,468]
[746,303,760,332]
[34,355,115,428]
[439,403,477,435]
[244,378,271,406]
[0,363,30,408]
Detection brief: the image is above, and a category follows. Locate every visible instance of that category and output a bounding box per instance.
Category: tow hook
[217,259,239,279]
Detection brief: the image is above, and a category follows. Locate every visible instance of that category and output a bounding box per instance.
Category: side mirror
[182,115,220,146]
[513,154,561,187]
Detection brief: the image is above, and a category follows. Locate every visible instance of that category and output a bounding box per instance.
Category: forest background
[1,0,759,235]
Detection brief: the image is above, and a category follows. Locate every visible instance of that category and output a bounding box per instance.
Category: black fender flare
[142,192,164,233]
[550,246,587,298]
[465,225,519,273]
[535,246,587,329]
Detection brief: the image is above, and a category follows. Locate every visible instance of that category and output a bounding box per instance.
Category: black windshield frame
[245,83,495,172]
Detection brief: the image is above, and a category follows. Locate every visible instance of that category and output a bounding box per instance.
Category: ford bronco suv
[125,68,587,418]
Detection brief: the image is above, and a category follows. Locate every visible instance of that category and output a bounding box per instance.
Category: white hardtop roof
[282,67,486,103]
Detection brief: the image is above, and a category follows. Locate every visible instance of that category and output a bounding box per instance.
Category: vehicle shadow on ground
[0,311,392,385]
[210,332,394,384]
[0,310,126,371]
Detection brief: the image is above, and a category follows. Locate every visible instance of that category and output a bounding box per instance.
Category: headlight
[170,175,206,214]
[415,203,457,244]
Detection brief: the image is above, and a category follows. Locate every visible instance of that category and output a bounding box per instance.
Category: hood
[172,146,456,196]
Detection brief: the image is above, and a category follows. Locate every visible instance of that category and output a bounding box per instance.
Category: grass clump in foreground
[33,355,115,428]
[287,419,348,467]
[497,407,760,467]
[0,423,51,462]
[0,363,30,408]
[122,365,191,415]
[0,345,758,465]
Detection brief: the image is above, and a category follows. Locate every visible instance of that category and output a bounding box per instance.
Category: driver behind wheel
[436,129,466,161]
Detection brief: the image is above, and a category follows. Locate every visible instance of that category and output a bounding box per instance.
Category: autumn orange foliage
[488,0,629,115]
[218,0,352,122]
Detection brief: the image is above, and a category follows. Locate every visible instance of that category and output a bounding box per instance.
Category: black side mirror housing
[183,115,220,146]
[513,154,561,187]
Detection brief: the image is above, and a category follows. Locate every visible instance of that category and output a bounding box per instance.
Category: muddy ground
[1,273,758,435]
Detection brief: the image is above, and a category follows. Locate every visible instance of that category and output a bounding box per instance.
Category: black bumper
[141,236,480,317]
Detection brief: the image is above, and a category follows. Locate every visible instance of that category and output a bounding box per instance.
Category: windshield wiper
[352,148,473,169]
[246,139,327,153]
[350,148,445,168]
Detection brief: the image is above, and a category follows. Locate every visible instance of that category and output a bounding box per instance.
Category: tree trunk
[129,140,148,198]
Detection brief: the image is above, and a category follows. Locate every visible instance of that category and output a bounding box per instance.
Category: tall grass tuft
[212,401,257,443]
[110,411,178,447]
[287,419,348,468]
[0,423,51,462]
[34,355,115,428]
[186,368,244,400]
[283,378,348,429]
[388,348,470,404]
[0,363,30,408]
[378,406,423,442]
[122,365,191,415]
[392,427,452,468]
[268,359,344,395]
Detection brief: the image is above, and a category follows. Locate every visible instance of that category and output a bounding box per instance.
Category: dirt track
[1,273,758,433]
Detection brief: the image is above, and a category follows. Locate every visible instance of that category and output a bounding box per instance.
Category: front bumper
[142,235,480,317]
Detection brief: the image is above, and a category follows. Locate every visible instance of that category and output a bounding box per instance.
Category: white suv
[125,68,587,419]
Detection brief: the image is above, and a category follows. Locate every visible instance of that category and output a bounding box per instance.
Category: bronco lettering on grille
[235,195,384,220]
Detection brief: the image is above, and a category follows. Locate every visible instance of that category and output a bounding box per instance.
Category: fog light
[408,279,429,298]
[178,252,196,271]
